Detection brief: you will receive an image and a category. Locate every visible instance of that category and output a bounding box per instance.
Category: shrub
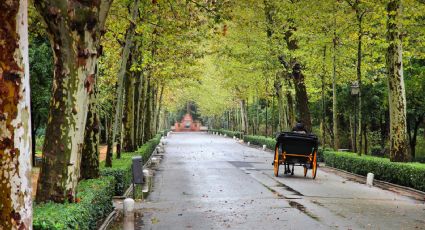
[100,134,161,195]
[34,135,161,229]
[323,151,425,192]
[209,129,244,139]
[243,135,276,150]
[33,176,115,230]
[219,129,243,139]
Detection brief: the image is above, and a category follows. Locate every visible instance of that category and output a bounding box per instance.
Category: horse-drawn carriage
[273,132,319,179]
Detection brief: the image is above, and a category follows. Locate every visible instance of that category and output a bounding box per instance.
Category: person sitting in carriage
[292,122,308,134]
[284,122,308,174]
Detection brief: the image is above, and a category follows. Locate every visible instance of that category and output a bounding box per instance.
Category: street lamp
[351,81,360,153]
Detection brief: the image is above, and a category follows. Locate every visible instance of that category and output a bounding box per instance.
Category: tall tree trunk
[0,0,32,227]
[144,77,152,141]
[155,84,165,133]
[321,46,327,146]
[134,74,142,148]
[105,116,113,167]
[139,75,147,145]
[240,99,248,134]
[31,105,37,166]
[350,115,355,150]
[292,64,312,132]
[112,0,140,156]
[332,28,340,150]
[363,124,368,154]
[274,74,285,132]
[122,53,136,152]
[35,0,112,203]
[286,87,296,128]
[80,83,100,179]
[357,15,364,155]
[105,115,109,144]
[407,116,423,159]
[150,86,156,136]
[386,0,410,162]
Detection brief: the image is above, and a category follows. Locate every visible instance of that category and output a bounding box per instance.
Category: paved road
[139,132,425,230]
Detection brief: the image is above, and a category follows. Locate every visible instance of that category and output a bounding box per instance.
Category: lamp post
[351,81,360,153]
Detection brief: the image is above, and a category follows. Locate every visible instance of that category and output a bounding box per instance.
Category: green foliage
[323,151,425,192]
[29,37,53,133]
[243,135,276,150]
[34,135,161,229]
[210,129,244,139]
[33,176,115,230]
[99,134,161,195]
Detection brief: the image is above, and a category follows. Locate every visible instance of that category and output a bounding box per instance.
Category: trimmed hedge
[243,135,276,150]
[34,134,161,229]
[323,151,425,192]
[209,129,244,139]
[34,176,115,230]
[100,134,161,195]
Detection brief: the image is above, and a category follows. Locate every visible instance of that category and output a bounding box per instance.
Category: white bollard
[233,136,236,139]
[123,198,135,217]
[247,142,250,146]
[366,173,374,186]
[262,145,267,150]
[224,134,227,137]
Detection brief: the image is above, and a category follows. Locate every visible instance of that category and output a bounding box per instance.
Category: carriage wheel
[303,166,308,177]
[274,144,280,177]
[311,152,317,179]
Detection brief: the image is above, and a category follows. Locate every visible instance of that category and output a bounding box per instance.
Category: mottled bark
[0,0,32,228]
[80,85,100,179]
[386,0,410,162]
[112,0,140,154]
[34,0,112,203]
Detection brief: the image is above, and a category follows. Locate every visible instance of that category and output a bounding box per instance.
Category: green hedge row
[34,134,162,229]
[100,134,161,195]
[323,151,425,192]
[209,129,244,139]
[34,176,115,230]
[243,135,276,150]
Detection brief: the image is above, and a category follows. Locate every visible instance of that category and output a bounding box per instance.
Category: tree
[112,0,141,157]
[386,0,410,162]
[35,0,113,203]
[0,0,32,228]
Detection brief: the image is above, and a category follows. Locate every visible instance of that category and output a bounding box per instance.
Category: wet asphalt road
[139,132,425,230]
